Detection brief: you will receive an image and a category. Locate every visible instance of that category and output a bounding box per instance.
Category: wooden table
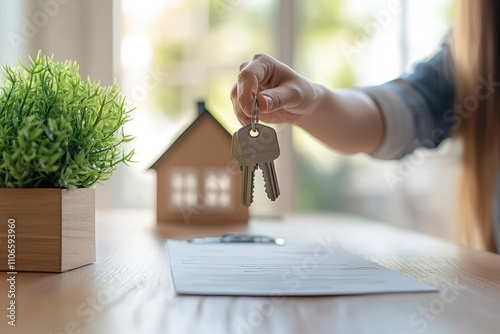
[1,210,500,334]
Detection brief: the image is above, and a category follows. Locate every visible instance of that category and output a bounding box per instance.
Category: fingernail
[263,96,273,111]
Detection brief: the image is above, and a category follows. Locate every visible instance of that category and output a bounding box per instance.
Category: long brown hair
[453,0,500,251]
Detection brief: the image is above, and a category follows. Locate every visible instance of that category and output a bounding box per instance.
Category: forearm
[296,84,384,155]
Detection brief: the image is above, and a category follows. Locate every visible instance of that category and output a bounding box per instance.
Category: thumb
[258,85,301,113]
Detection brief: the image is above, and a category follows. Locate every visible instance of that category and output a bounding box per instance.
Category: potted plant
[0,52,134,272]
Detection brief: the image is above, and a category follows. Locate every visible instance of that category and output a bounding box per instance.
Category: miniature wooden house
[150,102,249,225]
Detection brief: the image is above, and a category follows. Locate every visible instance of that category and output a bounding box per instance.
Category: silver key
[231,132,257,207]
[237,124,280,201]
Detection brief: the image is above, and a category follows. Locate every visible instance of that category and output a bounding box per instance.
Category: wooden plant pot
[0,188,95,272]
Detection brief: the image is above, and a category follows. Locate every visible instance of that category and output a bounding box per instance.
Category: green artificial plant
[0,52,134,188]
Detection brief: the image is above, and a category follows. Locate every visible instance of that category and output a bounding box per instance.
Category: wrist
[295,83,329,126]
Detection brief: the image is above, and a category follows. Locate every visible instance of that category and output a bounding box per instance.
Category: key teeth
[242,167,256,207]
[262,173,275,201]
[251,178,255,205]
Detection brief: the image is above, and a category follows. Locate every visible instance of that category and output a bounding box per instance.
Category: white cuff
[362,83,416,159]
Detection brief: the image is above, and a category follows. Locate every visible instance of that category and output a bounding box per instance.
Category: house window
[170,169,198,208]
[204,170,231,209]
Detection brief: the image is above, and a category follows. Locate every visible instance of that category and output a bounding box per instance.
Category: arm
[231,54,384,155]
[232,44,455,159]
[296,86,384,155]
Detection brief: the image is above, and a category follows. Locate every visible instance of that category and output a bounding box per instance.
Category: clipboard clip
[187,233,286,246]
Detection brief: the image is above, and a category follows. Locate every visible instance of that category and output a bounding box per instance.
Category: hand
[230,53,318,126]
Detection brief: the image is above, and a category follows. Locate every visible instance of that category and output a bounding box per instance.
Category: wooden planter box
[0,188,95,272]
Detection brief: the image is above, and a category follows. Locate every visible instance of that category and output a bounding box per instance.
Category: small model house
[150,102,249,225]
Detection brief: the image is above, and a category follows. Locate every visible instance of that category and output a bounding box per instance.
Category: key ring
[251,96,259,132]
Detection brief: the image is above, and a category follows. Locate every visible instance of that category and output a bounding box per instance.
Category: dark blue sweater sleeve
[362,43,456,159]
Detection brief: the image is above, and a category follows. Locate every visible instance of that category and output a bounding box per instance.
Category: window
[291,0,457,238]
[204,170,232,209]
[120,0,457,239]
[119,0,279,215]
[170,169,198,209]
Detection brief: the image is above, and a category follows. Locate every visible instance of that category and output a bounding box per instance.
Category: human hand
[230,53,318,126]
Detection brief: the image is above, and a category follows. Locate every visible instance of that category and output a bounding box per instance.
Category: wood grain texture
[0,210,499,334]
[0,189,62,272]
[0,188,95,272]
[61,188,96,272]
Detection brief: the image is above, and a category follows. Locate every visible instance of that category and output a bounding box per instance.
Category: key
[231,132,257,207]
[237,124,280,201]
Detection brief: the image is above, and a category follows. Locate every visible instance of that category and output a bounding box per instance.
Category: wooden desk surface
[1,210,500,334]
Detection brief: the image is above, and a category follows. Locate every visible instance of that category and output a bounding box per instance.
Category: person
[230,0,500,252]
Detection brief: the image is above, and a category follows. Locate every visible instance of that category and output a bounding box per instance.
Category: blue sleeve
[361,42,456,159]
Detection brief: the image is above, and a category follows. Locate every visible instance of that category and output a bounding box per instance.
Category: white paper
[166,240,437,296]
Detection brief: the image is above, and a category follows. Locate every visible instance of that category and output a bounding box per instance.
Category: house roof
[149,101,232,170]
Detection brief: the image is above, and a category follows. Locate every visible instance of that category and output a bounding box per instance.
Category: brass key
[231,132,257,207]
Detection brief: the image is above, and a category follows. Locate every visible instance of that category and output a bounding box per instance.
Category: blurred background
[0,0,459,241]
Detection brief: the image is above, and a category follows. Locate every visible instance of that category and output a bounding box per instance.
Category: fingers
[235,54,275,117]
[239,61,249,71]
[256,94,272,112]
[258,81,303,114]
[232,53,303,125]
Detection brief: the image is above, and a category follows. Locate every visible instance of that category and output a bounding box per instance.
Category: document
[166,240,437,296]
